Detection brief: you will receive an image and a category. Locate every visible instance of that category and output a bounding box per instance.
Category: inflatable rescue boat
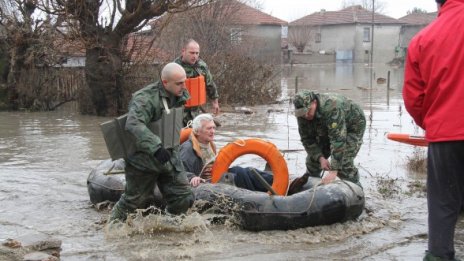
[88,141,364,231]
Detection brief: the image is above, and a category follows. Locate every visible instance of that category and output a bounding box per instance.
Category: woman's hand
[190,176,205,187]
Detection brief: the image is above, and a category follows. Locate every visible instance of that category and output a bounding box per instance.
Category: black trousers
[427,141,464,259]
[228,166,273,192]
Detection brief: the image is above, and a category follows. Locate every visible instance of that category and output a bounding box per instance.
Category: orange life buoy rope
[211,139,289,196]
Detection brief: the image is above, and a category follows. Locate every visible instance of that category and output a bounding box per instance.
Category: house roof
[124,32,171,63]
[53,32,171,64]
[53,37,86,57]
[228,0,287,26]
[148,0,287,29]
[147,1,287,30]
[398,12,437,25]
[290,5,402,26]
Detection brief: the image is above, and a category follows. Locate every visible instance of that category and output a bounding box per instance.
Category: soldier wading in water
[109,63,194,222]
[289,90,366,194]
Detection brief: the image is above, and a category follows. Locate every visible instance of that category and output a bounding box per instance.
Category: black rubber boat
[194,175,364,231]
[87,159,125,205]
[87,159,365,231]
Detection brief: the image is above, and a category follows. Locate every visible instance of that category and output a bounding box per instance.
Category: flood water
[1,63,463,260]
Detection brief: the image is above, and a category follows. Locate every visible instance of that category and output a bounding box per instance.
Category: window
[230,28,242,44]
[363,27,371,42]
[315,33,321,43]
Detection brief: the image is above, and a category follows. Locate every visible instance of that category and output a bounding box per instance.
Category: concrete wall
[286,51,335,64]
[245,24,283,63]
[60,56,86,67]
[312,24,357,55]
[398,25,427,57]
[353,24,401,63]
[289,23,402,64]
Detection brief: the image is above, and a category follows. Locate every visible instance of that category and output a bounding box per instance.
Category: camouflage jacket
[297,93,365,170]
[125,80,190,172]
[174,56,219,100]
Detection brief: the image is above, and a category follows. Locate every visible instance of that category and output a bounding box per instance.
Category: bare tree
[155,0,281,105]
[342,0,386,14]
[407,7,429,14]
[0,0,65,110]
[288,25,316,53]
[155,0,244,58]
[37,0,211,116]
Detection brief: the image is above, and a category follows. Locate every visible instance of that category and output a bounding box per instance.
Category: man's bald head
[161,63,187,97]
[161,62,186,81]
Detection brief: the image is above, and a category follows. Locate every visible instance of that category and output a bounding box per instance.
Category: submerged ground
[1,63,462,260]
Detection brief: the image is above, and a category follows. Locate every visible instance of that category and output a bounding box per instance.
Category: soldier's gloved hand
[154,147,171,164]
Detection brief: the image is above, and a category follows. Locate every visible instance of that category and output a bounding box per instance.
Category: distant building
[56,1,287,66]
[398,12,437,57]
[225,0,287,63]
[147,0,287,64]
[289,5,403,64]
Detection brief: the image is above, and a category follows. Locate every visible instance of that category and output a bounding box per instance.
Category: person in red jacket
[403,0,464,260]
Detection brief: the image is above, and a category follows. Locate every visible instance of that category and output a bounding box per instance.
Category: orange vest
[185,75,206,108]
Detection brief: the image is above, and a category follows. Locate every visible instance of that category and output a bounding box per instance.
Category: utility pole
[370,0,375,88]
[369,0,375,128]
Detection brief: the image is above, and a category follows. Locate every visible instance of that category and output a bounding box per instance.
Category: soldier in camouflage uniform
[109,63,194,222]
[293,90,366,187]
[174,39,220,126]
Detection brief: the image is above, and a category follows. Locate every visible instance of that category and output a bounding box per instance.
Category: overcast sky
[260,0,439,22]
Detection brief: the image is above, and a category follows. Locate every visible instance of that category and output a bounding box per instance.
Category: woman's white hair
[192,113,214,134]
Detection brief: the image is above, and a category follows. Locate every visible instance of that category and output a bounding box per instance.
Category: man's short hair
[192,113,214,134]
[436,0,446,5]
[183,39,198,49]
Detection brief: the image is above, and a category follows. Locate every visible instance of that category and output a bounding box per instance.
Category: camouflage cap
[293,90,316,117]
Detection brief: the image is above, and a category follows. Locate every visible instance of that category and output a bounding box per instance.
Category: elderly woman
[179,114,273,191]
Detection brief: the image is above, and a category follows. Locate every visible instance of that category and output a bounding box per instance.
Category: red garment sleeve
[403,39,426,129]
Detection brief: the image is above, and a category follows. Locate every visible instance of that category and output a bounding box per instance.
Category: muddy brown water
[1,63,463,260]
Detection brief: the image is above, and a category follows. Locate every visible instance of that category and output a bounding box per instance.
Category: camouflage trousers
[110,162,194,222]
[306,125,365,186]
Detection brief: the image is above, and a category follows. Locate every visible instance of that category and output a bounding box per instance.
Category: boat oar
[250,168,277,195]
[279,149,305,153]
[386,133,428,147]
[103,163,125,175]
[104,170,125,175]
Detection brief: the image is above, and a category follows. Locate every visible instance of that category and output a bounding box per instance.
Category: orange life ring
[180,128,192,144]
[211,139,289,196]
[386,133,428,147]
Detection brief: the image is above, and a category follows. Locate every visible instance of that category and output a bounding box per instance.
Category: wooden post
[387,70,391,106]
[295,76,299,94]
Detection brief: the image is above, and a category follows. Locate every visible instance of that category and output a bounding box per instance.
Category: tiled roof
[124,32,171,63]
[290,5,401,26]
[148,0,286,28]
[54,37,85,57]
[399,12,437,25]
[228,0,287,26]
